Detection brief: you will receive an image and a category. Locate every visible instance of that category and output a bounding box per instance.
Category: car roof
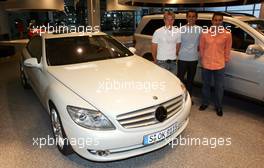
[41,32,107,39]
[244,18,264,22]
[232,15,257,21]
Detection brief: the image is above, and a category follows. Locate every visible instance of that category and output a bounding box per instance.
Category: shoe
[216,108,223,116]
[199,104,208,111]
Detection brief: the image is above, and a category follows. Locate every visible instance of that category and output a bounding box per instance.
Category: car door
[25,36,47,103]
[224,22,263,100]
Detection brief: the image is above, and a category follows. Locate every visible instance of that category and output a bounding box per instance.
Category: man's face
[212,15,223,27]
[164,15,175,28]
[186,12,197,25]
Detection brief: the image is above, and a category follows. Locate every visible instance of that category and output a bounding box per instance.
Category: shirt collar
[164,26,173,31]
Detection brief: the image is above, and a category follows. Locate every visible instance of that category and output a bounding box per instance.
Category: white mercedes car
[20,32,191,161]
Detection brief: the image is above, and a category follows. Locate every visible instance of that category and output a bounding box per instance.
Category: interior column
[87,0,101,28]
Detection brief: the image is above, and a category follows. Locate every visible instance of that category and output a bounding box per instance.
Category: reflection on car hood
[47,56,183,115]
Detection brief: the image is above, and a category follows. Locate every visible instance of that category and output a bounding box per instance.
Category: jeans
[177,60,198,96]
[157,60,177,75]
[202,68,225,109]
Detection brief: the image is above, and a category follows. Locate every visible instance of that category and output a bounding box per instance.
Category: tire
[50,104,73,155]
[20,63,31,89]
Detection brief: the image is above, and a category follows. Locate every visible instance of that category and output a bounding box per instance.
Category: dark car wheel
[50,104,73,155]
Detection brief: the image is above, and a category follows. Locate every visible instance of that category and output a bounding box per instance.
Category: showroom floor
[0,56,263,168]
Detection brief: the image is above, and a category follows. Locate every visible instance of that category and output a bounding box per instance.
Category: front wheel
[50,105,73,155]
[20,63,31,89]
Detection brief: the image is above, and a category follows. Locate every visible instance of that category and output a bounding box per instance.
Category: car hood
[47,56,183,115]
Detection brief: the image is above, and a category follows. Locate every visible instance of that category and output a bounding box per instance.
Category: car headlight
[180,83,188,102]
[67,106,115,130]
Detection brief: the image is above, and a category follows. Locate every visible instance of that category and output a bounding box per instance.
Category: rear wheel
[50,104,73,155]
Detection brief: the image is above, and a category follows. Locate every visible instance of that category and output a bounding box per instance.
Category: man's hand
[151,43,158,63]
[176,43,181,58]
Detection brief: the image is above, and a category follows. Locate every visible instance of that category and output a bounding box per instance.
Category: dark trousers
[177,60,198,96]
[202,68,225,109]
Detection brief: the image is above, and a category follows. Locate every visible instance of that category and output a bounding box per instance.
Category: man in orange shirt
[199,12,232,116]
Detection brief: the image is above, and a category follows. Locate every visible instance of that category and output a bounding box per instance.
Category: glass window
[254,11,260,17]
[224,22,255,52]
[52,0,88,26]
[27,36,42,63]
[227,10,254,15]
[204,7,226,11]
[183,7,204,11]
[227,4,254,11]
[45,35,133,66]
[101,11,135,35]
[255,3,261,10]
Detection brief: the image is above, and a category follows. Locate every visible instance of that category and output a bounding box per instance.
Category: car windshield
[245,20,264,35]
[45,35,133,66]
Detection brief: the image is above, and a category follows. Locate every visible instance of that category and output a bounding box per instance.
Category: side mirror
[24,58,42,69]
[246,44,264,57]
[128,47,136,54]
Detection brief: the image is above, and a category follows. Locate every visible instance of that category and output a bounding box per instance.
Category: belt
[158,60,176,63]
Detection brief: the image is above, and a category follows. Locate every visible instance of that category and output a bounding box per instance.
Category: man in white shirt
[151,11,181,74]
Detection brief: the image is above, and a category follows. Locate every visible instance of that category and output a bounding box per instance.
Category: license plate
[143,122,178,145]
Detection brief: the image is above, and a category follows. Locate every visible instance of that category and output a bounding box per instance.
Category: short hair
[163,11,175,20]
[212,12,224,20]
[186,9,198,18]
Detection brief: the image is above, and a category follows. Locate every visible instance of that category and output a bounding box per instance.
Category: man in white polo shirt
[151,11,181,74]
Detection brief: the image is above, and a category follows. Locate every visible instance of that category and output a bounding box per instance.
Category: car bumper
[62,94,191,162]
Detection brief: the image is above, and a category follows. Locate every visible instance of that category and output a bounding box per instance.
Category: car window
[141,19,164,35]
[196,20,212,28]
[224,22,255,52]
[245,20,264,35]
[26,36,42,63]
[45,35,133,66]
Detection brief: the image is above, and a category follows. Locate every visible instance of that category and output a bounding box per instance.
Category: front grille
[116,95,183,129]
